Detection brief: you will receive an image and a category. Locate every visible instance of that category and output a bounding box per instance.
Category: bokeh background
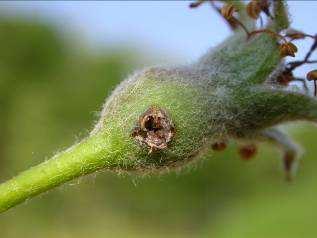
[0,1,317,238]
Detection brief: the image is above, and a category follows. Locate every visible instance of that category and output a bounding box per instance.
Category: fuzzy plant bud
[1,0,317,213]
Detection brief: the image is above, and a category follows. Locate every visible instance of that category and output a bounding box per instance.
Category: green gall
[1,0,317,213]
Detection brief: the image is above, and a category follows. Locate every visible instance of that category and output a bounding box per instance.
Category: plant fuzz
[0,0,317,213]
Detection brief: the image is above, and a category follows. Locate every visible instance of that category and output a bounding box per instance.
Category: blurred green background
[1,6,317,238]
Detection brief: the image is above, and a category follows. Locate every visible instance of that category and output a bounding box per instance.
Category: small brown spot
[283,152,295,172]
[212,141,227,151]
[238,144,257,161]
[131,106,175,153]
[283,152,295,182]
[277,71,294,86]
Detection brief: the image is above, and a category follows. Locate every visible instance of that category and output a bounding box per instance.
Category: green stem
[273,0,290,31]
[0,133,119,213]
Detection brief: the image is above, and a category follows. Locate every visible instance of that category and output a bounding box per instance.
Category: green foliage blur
[1,15,317,238]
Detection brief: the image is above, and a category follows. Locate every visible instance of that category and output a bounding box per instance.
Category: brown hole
[131,106,175,153]
[143,116,159,132]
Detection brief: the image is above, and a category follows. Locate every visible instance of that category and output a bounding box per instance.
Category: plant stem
[0,133,120,213]
[248,28,287,42]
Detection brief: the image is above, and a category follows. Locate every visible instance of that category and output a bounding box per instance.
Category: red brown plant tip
[189,0,206,9]
[285,36,317,72]
[307,70,317,81]
[279,42,298,58]
[285,28,306,40]
[277,71,294,86]
[131,106,175,153]
[221,4,236,20]
[246,0,261,20]
[238,144,257,161]
[307,70,317,96]
[211,141,227,151]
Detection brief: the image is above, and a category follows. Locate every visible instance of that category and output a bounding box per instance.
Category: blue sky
[1,1,316,67]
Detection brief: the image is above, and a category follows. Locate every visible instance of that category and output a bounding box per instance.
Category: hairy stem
[0,133,121,213]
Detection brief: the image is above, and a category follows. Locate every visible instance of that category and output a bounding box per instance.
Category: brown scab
[131,106,175,153]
